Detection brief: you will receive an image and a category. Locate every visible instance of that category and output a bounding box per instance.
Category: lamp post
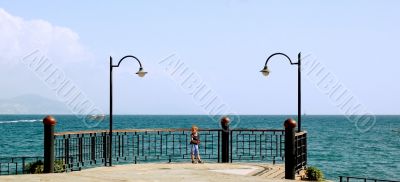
[260,52,302,132]
[109,55,147,166]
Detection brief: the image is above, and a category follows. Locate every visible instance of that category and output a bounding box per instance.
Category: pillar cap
[220,116,230,125]
[43,115,57,126]
[284,118,297,128]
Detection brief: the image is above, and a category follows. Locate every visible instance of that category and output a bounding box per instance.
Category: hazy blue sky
[0,1,399,115]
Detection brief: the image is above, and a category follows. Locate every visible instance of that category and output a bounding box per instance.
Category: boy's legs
[191,144,196,163]
[194,145,202,162]
[197,154,202,162]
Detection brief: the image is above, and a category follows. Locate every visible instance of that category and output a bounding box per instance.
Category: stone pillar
[220,116,230,163]
[284,118,297,179]
[43,115,56,173]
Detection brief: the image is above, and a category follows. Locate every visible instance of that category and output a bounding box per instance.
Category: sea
[0,115,399,180]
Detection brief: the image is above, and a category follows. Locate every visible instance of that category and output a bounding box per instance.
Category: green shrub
[25,160,44,174]
[25,160,65,174]
[54,160,65,173]
[305,166,324,181]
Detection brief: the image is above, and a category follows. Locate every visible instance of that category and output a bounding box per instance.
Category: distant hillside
[0,94,70,114]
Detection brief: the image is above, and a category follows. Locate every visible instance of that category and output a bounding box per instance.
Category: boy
[190,125,202,164]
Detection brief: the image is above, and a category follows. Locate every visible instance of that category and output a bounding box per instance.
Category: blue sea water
[0,115,399,180]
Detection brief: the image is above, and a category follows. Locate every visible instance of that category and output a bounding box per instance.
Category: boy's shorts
[191,144,199,155]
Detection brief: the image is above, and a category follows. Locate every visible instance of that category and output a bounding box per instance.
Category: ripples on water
[0,115,399,180]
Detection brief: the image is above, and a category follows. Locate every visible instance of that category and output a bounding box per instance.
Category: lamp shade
[260,66,270,77]
[136,68,147,77]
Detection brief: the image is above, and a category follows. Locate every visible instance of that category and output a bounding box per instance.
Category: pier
[0,163,301,182]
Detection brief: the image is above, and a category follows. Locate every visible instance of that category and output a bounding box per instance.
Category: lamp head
[136,68,147,77]
[260,66,270,77]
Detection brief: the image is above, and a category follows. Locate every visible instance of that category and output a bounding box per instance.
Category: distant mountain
[0,94,70,114]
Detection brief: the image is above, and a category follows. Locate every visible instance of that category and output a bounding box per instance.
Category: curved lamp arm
[264,52,300,66]
[260,52,302,133]
[111,55,143,68]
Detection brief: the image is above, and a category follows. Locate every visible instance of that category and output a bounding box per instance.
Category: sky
[0,1,399,115]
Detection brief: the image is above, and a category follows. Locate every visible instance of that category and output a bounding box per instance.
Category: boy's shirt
[190,132,200,144]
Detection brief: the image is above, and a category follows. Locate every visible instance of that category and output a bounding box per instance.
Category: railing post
[91,133,96,162]
[103,132,107,166]
[284,118,297,179]
[78,134,83,163]
[65,136,70,168]
[43,115,57,173]
[22,157,26,174]
[220,116,230,163]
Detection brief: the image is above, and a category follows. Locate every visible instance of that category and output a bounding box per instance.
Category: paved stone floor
[0,163,302,182]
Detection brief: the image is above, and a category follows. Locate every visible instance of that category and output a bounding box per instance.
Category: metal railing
[54,129,221,171]
[295,131,307,172]
[53,128,290,171]
[230,129,285,163]
[339,176,400,182]
[0,127,308,176]
[0,156,44,175]
[54,131,108,171]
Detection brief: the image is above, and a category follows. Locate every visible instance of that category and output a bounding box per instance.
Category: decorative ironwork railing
[295,131,307,172]
[230,129,285,163]
[0,127,308,176]
[54,131,108,171]
[0,156,44,175]
[339,176,400,182]
[54,129,221,171]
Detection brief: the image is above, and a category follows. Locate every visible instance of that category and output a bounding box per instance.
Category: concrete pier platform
[0,163,302,182]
